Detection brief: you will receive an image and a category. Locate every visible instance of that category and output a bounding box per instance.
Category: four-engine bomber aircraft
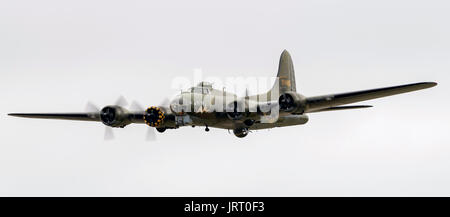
[9,50,437,138]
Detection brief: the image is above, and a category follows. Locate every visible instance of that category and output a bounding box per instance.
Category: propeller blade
[146,128,156,141]
[104,127,114,140]
[129,100,144,111]
[115,95,128,107]
[85,101,99,112]
[159,97,171,107]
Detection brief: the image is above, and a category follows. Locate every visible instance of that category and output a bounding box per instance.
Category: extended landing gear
[156,127,166,133]
[205,125,210,132]
[233,128,249,138]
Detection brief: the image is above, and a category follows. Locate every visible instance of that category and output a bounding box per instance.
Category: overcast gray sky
[0,0,449,196]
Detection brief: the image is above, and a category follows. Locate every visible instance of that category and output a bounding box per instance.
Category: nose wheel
[205,125,210,132]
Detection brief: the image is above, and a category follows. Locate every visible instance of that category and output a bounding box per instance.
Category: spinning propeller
[86,96,170,141]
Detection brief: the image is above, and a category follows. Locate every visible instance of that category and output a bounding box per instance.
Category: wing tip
[421,81,437,88]
[8,113,37,118]
[8,113,22,117]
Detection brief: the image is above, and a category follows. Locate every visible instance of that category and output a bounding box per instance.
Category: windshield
[190,87,209,94]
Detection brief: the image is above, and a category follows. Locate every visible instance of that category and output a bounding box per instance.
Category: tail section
[276,49,296,93]
[267,50,296,98]
[252,50,298,102]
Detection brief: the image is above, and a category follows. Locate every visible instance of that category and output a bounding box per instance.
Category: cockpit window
[190,87,209,94]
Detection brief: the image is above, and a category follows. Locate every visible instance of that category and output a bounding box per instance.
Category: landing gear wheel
[205,126,210,132]
[156,127,166,133]
[233,128,249,138]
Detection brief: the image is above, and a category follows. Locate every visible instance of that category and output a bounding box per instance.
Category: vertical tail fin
[269,50,297,96]
[277,49,296,92]
[253,50,297,102]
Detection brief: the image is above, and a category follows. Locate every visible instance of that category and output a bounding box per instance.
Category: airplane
[8,50,437,138]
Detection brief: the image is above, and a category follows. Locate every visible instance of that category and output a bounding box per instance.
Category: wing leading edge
[8,113,101,121]
[304,82,437,113]
[7,112,145,123]
[308,105,373,113]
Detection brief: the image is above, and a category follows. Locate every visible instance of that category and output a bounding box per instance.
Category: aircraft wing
[304,82,437,113]
[8,112,101,121]
[307,105,373,113]
[8,112,145,123]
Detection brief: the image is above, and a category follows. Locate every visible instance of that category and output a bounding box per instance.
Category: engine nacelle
[100,106,132,128]
[144,106,166,127]
[278,91,306,114]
